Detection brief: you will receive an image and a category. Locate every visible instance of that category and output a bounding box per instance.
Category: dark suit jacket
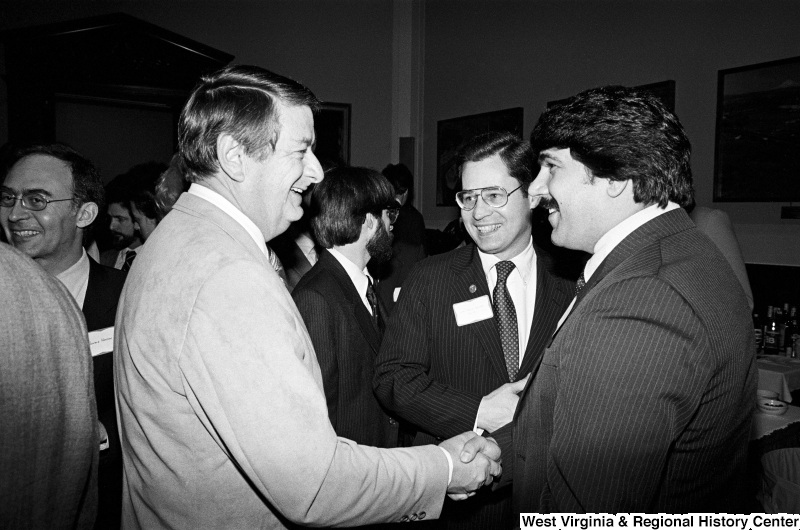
[374,243,573,529]
[83,257,126,529]
[293,249,399,448]
[271,231,316,292]
[507,209,757,513]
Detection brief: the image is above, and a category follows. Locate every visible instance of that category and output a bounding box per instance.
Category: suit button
[410,514,418,521]
[389,418,398,425]
[399,515,409,522]
[419,512,426,520]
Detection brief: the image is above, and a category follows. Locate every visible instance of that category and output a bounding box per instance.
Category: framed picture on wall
[714,56,800,202]
[314,102,351,167]
[436,107,524,206]
[547,80,676,112]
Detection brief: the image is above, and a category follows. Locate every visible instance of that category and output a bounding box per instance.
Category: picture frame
[315,102,351,166]
[436,107,524,206]
[713,56,800,202]
[546,80,676,112]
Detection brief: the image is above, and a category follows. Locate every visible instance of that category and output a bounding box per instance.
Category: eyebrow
[537,153,557,165]
[0,186,53,197]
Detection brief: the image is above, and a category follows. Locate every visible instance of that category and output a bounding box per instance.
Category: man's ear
[76,202,98,228]
[363,212,377,230]
[606,178,630,199]
[216,133,246,183]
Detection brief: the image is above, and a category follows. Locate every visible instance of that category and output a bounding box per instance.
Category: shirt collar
[56,249,90,301]
[327,247,372,295]
[477,237,536,285]
[188,183,267,257]
[584,201,680,281]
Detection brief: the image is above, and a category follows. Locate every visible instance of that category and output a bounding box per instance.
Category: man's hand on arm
[439,432,502,501]
[475,375,528,433]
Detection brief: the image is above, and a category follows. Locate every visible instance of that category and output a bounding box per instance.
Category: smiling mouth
[290,186,304,195]
[539,197,559,215]
[11,229,40,238]
[475,224,502,234]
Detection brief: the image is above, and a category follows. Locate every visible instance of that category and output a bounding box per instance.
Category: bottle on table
[786,306,799,358]
[763,305,781,355]
[753,311,763,352]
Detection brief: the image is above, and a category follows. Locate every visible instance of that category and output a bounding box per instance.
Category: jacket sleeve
[179,261,448,526]
[374,265,484,440]
[292,286,339,429]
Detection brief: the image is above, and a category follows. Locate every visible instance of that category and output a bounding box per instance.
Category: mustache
[538,197,559,211]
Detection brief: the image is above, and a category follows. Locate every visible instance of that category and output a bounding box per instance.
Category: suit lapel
[518,252,573,379]
[82,258,114,331]
[318,249,382,354]
[450,245,509,383]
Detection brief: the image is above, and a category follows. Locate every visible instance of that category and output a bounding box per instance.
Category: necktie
[575,271,586,298]
[493,261,519,382]
[366,278,384,334]
[121,250,136,272]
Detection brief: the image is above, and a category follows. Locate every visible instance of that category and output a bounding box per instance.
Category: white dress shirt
[113,246,140,270]
[188,184,268,258]
[478,237,538,366]
[57,249,90,309]
[328,247,374,315]
[556,201,681,330]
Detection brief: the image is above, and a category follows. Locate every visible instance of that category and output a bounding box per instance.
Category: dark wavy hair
[455,131,535,191]
[310,166,395,249]
[179,64,320,182]
[10,143,105,213]
[530,85,693,208]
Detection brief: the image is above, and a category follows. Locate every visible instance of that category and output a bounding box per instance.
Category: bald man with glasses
[374,131,574,529]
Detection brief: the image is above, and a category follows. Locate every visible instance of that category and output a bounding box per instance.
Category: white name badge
[88,326,114,357]
[393,287,401,302]
[453,295,493,327]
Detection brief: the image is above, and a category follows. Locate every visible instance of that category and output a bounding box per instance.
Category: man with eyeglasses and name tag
[1,143,126,529]
[374,131,574,529]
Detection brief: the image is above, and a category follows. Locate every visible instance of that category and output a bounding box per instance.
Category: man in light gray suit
[113,65,501,529]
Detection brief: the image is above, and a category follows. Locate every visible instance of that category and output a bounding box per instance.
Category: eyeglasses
[0,190,75,211]
[384,206,400,224]
[455,185,523,211]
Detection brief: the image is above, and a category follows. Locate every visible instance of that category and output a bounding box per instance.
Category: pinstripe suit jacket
[293,248,399,448]
[374,242,573,529]
[509,208,757,513]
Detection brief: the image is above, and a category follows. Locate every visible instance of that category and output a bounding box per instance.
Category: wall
[421,0,800,266]
[0,0,394,171]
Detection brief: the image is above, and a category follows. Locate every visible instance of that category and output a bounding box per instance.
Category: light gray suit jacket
[113,192,448,529]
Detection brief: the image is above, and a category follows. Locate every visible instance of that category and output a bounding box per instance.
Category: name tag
[88,326,114,357]
[453,295,493,326]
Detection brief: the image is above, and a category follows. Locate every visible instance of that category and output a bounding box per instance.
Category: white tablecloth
[757,356,800,403]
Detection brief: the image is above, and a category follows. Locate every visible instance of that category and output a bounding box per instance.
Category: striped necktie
[121,250,136,272]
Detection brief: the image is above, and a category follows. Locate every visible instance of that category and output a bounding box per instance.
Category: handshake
[439,432,502,501]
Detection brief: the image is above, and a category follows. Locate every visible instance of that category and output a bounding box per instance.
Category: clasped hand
[439,432,501,501]
[476,375,529,432]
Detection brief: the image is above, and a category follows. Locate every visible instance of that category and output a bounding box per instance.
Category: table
[757,356,800,403]
[752,404,800,440]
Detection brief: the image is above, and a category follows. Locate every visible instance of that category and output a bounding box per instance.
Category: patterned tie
[493,261,519,382]
[366,278,384,334]
[575,271,586,298]
[121,250,136,272]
